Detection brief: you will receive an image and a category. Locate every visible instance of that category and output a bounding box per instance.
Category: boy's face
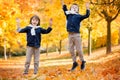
[31,17,39,26]
[70,5,79,13]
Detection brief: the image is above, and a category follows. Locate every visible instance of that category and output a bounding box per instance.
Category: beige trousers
[24,46,40,74]
[68,33,84,62]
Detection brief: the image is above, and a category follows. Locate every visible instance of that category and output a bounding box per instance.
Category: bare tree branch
[97,18,104,22]
[101,9,108,20]
[112,8,120,21]
[97,10,104,18]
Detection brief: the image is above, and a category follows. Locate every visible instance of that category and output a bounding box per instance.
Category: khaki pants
[24,46,40,74]
[68,33,84,62]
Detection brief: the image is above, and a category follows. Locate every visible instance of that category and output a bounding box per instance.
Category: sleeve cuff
[17,27,21,32]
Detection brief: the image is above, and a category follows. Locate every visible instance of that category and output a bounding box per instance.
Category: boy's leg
[68,34,78,71]
[24,46,33,74]
[74,34,84,61]
[34,47,40,74]
[74,34,86,70]
[68,35,76,62]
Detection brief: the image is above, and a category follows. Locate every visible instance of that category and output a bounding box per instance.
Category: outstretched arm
[80,2,90,20]
[41,18,52,34]
[16,18,28,33]
[61,0,68,16]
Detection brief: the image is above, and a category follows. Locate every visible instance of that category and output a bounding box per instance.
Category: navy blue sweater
[18,26,52,48]
[63,5,90,33]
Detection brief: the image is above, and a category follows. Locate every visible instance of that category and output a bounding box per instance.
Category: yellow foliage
[0,0,120,53]
[111,30,119,45]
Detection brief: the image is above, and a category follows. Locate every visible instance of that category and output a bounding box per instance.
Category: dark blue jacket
[18,26,52,48]
[63,5,90,33]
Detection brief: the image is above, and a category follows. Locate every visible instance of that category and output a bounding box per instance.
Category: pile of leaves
[0,50,120,80]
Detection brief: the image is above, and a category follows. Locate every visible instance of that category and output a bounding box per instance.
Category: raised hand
[49,18,53,27]
[16,18,20,28]
[86,2,90,10]
[61,0,64,6]
[16,18,20,23]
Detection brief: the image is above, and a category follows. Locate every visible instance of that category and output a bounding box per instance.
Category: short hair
[29,15,40,26]
[70,3,79,13]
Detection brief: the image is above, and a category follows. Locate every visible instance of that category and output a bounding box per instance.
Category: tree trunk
[4,38,7,60]
[8,48,11,58]
[106,21,111,54]
[59,40,62,54]
[88,27,92,56]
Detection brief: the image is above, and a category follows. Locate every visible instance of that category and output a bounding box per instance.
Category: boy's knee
[34,61,39,64]
[25,62,30,64]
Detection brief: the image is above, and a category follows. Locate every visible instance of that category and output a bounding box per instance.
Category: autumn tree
[90,0,120,54]
[0,0,21,59]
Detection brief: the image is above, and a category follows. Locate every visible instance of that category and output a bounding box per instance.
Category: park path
[0,45,120,69]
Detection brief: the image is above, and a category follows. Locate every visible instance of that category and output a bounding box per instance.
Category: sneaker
[81,61,86,70]
[70,62,78,71]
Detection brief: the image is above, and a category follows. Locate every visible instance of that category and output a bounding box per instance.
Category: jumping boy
[61,0,90,71]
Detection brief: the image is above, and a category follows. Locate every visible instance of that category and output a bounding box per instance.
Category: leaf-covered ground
[0,46,120,80]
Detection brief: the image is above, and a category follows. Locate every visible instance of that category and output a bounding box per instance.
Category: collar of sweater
[65,10,78,15]
[28,24,40,29]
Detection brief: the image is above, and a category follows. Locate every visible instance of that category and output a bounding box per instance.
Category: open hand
[16,18,20,28]
[61,0,64,6]
[49,18,53,27]
[86,2,90,10]
[16,18,20,23]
